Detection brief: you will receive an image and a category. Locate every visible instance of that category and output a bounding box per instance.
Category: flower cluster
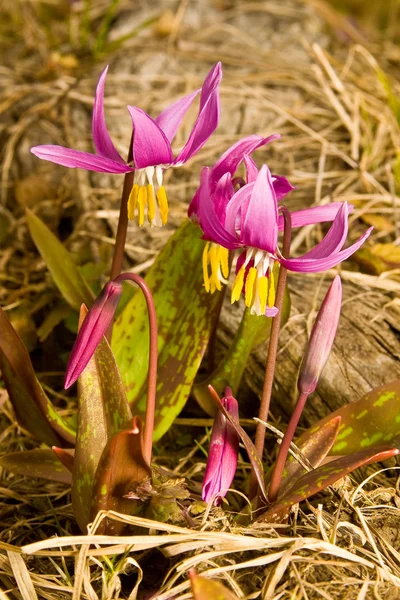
[189,139,372,315]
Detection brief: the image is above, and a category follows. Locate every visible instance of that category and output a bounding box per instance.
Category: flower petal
[279,228,373,273]
[272,174,295,201]
[197,168,241,249]
[30,145,133,173]
[300,202,349,260]
[277,203,354,231]
[210,134,280,189]
[173,63,222,165]
[213,172,235,221]
[241,165,278,253]
[243,154,258,183]
[127,107,173,169]
[225,182,254,237]
[92,66,125,163]
[155,89,200,143]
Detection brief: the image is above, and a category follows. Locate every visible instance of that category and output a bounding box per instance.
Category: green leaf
[0,449,73,484]
[91,416,151,534]
[193,287,290,416]
[273,416,341,499]
[261,444,399,523]
[0,307,76,447]
[72,306,133,531]
[112,221,223,440]
[208,386,268,504]
[295,380,400,456]
[190,570,240,600]
[26,209,93,311]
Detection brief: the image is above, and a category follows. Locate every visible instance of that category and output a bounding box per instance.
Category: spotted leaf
[112,221,223,440]
[0,449,73,484]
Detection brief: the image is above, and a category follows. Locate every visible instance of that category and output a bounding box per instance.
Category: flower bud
[298,276,342,395]
[64,280,122,389]
[202,391,239,504]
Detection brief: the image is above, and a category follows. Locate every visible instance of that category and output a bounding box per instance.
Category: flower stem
[114,273,158,464]
[249,207,292,501]
[267,391,309,502]
[107,137,134,342]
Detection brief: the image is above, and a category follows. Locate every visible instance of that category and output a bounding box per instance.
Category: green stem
[267,391,309,503]
[114,273,157,464]
[249,207,292,501]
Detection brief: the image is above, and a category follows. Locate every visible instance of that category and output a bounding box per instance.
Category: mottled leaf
[190,570,240,600]
[0,307,76,447]
[26,209,93,311]
[261,445,399,523]
[112,221,223,440]
[0,449,73,484]
[72,306,132,531]
[296,380,400,456]
[193,287,290,416]
[208,386,268,504]
[274,416,342,499]
[90,416,151,534]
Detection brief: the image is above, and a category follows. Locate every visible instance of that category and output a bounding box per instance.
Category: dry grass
[1,0,400,598]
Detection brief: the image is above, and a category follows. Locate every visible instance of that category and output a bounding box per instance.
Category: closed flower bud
[298,276,342,395]
[202,390,240,505]
[64,280,122,389]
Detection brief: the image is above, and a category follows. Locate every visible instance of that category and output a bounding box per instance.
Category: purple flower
[31,63,222,227]
[202,390,240,505]
[298,276,342,394]
[64,280,122,389]
[193,162,372,316]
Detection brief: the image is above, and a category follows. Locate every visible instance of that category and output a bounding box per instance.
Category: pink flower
[31,63,222,227]
[298,276,342,394]
[192,162,371,316]
[202,390,239,505]
[64,280,122,389]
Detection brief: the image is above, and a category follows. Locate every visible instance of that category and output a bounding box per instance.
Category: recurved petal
[277,202,353,231]
[127,107,174,169]
[211,134,280,188]
[243,154,259,183]
[30,145,133,173]
[299,202,349,260]
[155,89,200,143]
[225,182,254,237]
[197,168,241,249]
[173,63,222,165]
[242,165,278,253]
[272,174,295,201]
[92,66,125,163]
[279,227,373,273]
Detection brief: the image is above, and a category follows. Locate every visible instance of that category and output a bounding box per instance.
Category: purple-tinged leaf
[208,386,268,504]
[72,305,132,532]
[26,209,94,311]
[296,380,400,457]
[0,449,73,484]
[90,416,151,534]
[52,447,74,472]
[190,570,240,600]
[0,307,76,447]
[261,445,399,523]
[273,416,341,499]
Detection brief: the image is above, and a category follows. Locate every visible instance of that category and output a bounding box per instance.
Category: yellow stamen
[258,276,269,314]
[202,242,211,293]
[268,268,276,307]
[209,245,222,292]
[244,267,257,307]
[137,185,148,227]
[219,246,230,279]
[127,184,138,221]
[231,266,245,304]
[147,184,155,223]
[157,185,169,225]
